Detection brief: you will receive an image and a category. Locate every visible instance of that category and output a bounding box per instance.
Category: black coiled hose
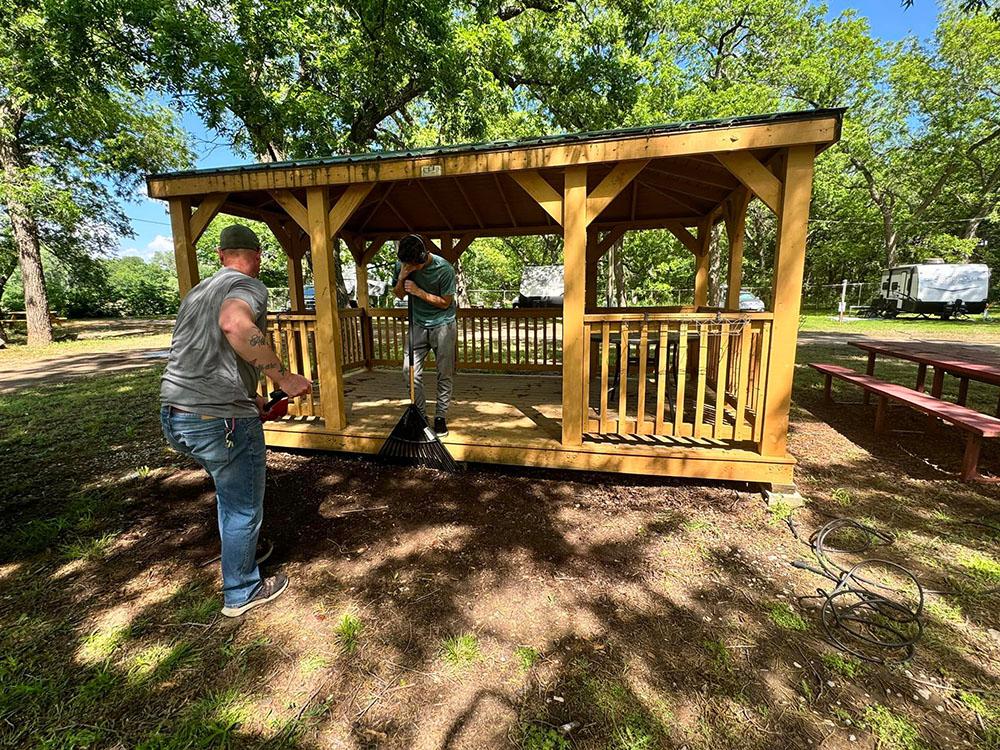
[791,518,924,664]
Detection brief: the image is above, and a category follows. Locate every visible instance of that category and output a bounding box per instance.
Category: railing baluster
[674,322,688,436]
[735,323,753,441]
[617,322,629,434]
[694,324,708,439]
[636,321,649,434]
[654,322,668,435]
[714,322,730,439]
[582,321,591,433]
[600,322,611,433]
[753,321,771,444]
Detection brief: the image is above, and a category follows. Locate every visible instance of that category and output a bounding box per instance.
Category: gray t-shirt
[160,267,269,418]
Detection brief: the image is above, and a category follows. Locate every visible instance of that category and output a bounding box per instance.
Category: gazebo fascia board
[150,108,843,487]
[146,111,841,199]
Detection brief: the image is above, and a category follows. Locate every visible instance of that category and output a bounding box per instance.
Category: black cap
[219,224,261,251]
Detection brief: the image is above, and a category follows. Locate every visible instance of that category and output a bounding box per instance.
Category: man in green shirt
[392,234,457,436]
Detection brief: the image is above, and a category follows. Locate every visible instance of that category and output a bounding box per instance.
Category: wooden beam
[287,253,306,312]
[452,233,476,259]
[453,177,484,228]
[417,180,453,230]
[644,163,736,192]
[355,260,370,311]
[760,145,815,458]
[714,151,782,214]
[149,116,840,198]
[586,230,599,308]
[361,236,388,264]
[307,187,347,429]
[168,198,199,297]
[637,179,704,214]
[724,188,750,310]
[329,183,375,238]
[586,160,649,224]
[665,222,701,255]
[189,192,229,242]
[562,165,587,446]
[510,170,563,225]
[493,174,518,227]
[269,190,310,233]
[693,221,711,307]
[592,225,626,260]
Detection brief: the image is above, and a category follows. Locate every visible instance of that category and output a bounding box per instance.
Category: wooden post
[724,190,750,311]
[306,187,347,430]
[693,223,710,308]
[586,229,599,309]
[760,145,814,458]
[168,198,199,297]
[562,165,588,446]
[287,251,306,311]
[355,260,370,311]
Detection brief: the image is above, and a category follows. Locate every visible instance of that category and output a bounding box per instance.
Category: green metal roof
[149,108,844,181]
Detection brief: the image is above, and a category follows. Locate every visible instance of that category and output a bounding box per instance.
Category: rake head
[378,404,459,472]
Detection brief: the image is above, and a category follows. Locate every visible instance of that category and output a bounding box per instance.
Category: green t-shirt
[393,254,457,328]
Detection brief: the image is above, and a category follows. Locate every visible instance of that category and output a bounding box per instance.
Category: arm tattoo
[248,332,267,347]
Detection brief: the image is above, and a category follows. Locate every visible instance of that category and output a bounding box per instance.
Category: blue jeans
[160,407,265,607]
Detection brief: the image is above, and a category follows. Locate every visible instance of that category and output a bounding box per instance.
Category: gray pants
[404,320,456,419]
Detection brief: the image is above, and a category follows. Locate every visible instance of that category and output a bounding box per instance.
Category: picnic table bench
[809,362,1000,481]
[851,340,1000,415]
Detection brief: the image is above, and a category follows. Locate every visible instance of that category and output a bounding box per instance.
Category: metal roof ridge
[149,108,845,181]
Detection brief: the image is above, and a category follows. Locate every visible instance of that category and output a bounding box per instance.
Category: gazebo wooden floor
[262,369,794,483]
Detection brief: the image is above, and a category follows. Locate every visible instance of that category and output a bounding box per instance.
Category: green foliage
[334,613,363,653]
[521,723,570,750]
[766,603,809,631]
[440,633,480,668]
[821,651,860,678]
[516,646,540,671]
[862,704,927,750]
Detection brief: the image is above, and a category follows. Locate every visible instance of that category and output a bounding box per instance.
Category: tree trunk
[606,241,625,306]
[332,239,349,308]
[0,127,53,346]
[454,256,470,308]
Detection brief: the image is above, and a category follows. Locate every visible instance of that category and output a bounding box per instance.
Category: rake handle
[408,294,415,404]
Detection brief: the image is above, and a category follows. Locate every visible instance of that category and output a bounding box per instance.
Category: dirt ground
[1,320,999,749]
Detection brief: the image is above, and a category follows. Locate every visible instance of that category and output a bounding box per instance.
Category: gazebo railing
[581,312,773,443]
[263,313,320,417]
[369,307,561,372]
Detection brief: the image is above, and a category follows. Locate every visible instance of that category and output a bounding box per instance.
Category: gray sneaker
[221,574,289,617]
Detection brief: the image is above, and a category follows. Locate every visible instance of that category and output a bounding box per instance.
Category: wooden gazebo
[148,109,843,487]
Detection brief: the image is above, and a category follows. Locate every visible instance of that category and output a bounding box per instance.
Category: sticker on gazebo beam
[714,152,782,214]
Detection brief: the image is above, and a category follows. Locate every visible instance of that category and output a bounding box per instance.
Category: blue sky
[120,0,942,259]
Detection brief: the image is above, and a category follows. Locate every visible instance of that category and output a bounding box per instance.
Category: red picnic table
[850,340,1000,415]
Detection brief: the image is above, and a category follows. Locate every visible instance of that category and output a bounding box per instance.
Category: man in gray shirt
[160,224,311,617]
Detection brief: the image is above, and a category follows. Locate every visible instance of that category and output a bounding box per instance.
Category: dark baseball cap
[219,224,261,251]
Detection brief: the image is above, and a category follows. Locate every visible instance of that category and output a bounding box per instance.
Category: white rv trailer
[871,260,990,319]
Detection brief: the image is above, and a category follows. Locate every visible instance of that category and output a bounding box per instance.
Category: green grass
[958,550,1000,585]
[799,313,1000,340]
[440,633,480,669]
[821,651,860,678]
[862,704,927,750]
[515,645,540,671]
[59,531,118,562]
[334,612,363,653]
[766,603,809,631]
[521,723,570,750]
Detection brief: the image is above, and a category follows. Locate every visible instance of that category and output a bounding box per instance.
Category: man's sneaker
[221,574,289,617]
[434,416,449,436]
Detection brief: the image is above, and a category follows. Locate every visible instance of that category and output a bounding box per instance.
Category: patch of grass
[440,633,480,669]
[766,603,809,631]
[612,718,656,750]
[831,487,852,506]
[702,639,733,674]
[127,641,195,684]
[515,646,540,671]
[862,704,927,750]
[334,612,363,653]
[80,624,133,664]
[831,705,854,725]
[958,550,1000,585]
[135,688,253,749]
[521,723,570,750]
[299,653,329,675]
[174,584,219,624]
[683,517,716,534]
[821,651,859,678]
[60,531,117,561]
[924,598,964,624]
[958,692,1000,748]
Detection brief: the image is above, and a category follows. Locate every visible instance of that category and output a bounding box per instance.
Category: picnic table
[850,340,1000,414]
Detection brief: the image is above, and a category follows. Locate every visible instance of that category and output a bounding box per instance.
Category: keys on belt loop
[224,418,235,449]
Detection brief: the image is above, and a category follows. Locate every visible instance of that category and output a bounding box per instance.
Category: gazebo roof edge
[149,108,845,183]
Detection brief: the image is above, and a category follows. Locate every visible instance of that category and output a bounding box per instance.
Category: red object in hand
[260,390,289,422]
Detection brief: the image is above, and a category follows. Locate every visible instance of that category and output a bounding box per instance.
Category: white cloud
[117,234,174,261]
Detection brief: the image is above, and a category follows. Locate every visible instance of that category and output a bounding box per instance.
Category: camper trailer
[870,260,990,319]
[512,265,564,308]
